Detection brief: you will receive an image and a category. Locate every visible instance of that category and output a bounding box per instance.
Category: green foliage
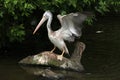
[31,0,120,14]
[7,24,25,42]
[110,0,120,12]
[0,0,35,48]
[95,1,109,14]
[85,17,94,25]
[1,0,35,19]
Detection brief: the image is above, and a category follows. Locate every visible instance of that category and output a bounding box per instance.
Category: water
[0,15,120,80]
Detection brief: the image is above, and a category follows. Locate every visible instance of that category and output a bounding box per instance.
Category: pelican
[33,10,87,60]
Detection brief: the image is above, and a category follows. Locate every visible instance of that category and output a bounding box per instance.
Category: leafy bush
[0,0,35,18]
[7,24,25,42]
[32,0,120,14]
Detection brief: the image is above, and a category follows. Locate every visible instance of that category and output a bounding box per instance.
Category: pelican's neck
[47,16,53,33]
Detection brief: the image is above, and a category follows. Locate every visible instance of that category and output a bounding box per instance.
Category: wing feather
[57,12,87,42]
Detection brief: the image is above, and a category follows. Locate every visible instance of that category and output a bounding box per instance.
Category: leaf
[69,0,77,7]
[61,10,67,15]
[0,12,3,17]
[8,24,25,42]
[13,0,17,5]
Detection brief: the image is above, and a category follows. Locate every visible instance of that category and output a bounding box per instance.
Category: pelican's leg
[57,49,65,61]
[50,46,56,53]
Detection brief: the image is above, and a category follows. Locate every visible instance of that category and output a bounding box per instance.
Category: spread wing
[57,12,87,42]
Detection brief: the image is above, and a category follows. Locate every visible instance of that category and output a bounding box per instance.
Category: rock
[19,41,86,79]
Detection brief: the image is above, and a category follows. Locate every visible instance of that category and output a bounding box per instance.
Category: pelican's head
[43,10,52,19]
[33,10,52,34]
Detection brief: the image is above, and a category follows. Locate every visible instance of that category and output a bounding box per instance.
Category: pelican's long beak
[33,16,47,34]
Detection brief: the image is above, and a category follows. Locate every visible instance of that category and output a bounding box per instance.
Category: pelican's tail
[64,45,69,55]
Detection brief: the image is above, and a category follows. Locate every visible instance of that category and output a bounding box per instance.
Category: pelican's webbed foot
[57,55,63,61]
[57,49,65,61]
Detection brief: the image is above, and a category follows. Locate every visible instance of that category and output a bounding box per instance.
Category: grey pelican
[33,10,87,60]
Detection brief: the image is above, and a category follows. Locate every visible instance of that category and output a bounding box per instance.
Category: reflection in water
[0,57,36,80]
[0,15,120,80]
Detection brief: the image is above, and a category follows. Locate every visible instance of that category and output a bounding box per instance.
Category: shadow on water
[0,15,120,80]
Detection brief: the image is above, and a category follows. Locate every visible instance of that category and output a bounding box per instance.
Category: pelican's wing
[57,12,87,42]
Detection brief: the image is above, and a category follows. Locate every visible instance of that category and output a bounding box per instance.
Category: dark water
[0,15,120,80]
